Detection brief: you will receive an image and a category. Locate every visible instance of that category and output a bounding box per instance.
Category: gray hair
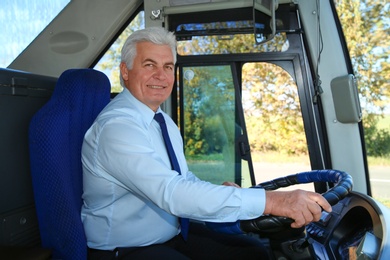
[120,27,177,87]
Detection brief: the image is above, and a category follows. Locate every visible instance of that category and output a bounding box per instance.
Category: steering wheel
[206,169,353,236]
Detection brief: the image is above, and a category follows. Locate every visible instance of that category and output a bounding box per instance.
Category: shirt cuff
[239,188,266,220]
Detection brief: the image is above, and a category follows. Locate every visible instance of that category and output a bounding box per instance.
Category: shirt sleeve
[93,116,266,223]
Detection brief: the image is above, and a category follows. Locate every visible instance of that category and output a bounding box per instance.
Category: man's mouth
[148,85,166,89]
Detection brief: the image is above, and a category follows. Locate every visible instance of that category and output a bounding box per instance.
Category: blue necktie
[154,113,190,240]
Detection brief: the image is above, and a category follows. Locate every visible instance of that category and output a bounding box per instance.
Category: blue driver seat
[29,69,111,260]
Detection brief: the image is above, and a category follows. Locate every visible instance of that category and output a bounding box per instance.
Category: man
[81,27,331,259]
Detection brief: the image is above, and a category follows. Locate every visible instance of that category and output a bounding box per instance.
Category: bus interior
[1,0,389,259]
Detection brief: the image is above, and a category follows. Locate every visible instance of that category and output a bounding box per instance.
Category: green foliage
[335,0,390,157]
[97,2,389,158]
[96,12,145,92]
[183,66,235,156]
[179,32,299,157]
[335,0,390,112]
[244,62,308,155]
[363,114,390,157]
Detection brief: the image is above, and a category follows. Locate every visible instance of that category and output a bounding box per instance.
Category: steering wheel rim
[252,169,353,205]
[206,169,353,235]
[240,169,353,235]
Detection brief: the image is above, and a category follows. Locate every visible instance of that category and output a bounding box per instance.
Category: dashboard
[306,192,390,259]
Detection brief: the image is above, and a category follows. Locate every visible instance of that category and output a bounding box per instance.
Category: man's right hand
[264,190,332,228]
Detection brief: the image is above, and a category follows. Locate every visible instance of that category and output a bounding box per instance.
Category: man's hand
[264,190,332,228]
[222,181,241,188]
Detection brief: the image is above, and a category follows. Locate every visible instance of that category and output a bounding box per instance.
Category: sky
[0,0,70,68]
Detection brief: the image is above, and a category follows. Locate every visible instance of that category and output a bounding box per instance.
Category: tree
[335,0,390,157]
[178,32,305,155]
[97,12,145,92]
[97,2,390,157]
[182,66,236,156]
[244,62,307,155]
[335,0,389,112]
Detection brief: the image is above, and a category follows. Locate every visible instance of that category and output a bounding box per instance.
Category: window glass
[181,65,253,187]
[177,33,288,56]
[242,62,313,191]
[334,1,390,208]
[94,11,145,93]
[0,0,70,68]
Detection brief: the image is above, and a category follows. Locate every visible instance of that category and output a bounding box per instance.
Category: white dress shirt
[81,88,265,250]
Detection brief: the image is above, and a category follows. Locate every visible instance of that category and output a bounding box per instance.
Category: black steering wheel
[206,169,353,236]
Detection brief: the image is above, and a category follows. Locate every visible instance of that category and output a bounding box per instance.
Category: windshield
[0,0,70,68]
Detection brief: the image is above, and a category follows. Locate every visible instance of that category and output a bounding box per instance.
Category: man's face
[120,41,175,112]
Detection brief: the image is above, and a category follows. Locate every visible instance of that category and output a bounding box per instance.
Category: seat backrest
[29,69,111,260]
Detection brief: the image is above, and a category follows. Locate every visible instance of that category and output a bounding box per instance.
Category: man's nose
[153,67,167,80]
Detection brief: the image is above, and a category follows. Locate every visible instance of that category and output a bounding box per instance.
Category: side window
[242,62,314,191]
[180,65,253,187]
[335,1,390,208]
[94,11,145,92]
[0,0,70,68]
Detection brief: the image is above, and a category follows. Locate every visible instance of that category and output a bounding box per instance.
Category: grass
[187,151,390,171]
[250,151,310,164]
[367,156,390,166]
[187,160,227,184]
[367,115,390,165]
[188,151,390,208]
[377,114,390,130]
[378,199,390,208]
[251,151,390,167]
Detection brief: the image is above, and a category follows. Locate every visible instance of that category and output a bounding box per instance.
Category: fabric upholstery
[29,69,111,260]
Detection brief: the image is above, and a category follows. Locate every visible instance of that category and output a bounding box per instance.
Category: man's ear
[120,62,128,81]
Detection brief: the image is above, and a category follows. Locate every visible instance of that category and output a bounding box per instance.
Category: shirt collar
[121,88,163,127]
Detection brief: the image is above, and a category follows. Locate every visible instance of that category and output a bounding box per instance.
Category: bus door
[176,52,327,192]
[175,43,330,192]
